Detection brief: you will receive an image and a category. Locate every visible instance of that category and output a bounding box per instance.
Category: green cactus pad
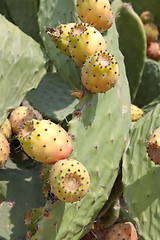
[0,14,46,125]
[122,0,160,26]
[115,2,146,101]
[134,59,160,108]
[38,0,81,89]
[32,1,131,238]
[122,104,160,239]
[26,73,78,122]
[0,159,44,239]
[5,0,41,42]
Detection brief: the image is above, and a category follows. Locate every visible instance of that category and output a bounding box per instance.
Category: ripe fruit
[105,222,138,240]
[0,118,12,140]
[46,23,75,57]
[49,159,90,203]
[69,22,106,68]
[147,127,160,164]
[81,50,119,93]
[10,106,35,135]
[76,0,113,33]
[143,22,159,43]
[131,104,144,122]
[0,133,10,167]
[18,119,73,164]
[140,11,154,24]
[147,42,160,61]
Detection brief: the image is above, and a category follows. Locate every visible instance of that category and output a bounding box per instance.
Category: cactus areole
[18,119,73,164]
[49,159,90,203]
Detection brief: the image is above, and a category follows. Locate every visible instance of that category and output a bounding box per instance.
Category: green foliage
[122,104,160,239]
[134,59,160,107]
[26,73,78,122]
[115,2,146,101]
[122,0,160,26]
[0,14,46,125]
[0,159,44,240]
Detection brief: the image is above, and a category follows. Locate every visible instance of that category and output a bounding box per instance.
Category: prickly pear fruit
[49,159,90,203]
[131,104,144,122]
[143,22,159,43]
[147,42,160,61]
[69,22,106,68]
[18,119,73,164]
[0,133,10,167]
[24,207,43,235]
[76,0,113,33]
[46,23,75,57]
[105,222,138,240]
[140,11,154,24]
[10,106,35,135]
[147,127,160,164]
[81,50,119,93]
[0,118,12,140]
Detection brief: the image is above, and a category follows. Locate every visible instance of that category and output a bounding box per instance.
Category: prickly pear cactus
[0,14,46,125]
[115,2,146,101]
[122,104,160,239]
[31,1,131,239]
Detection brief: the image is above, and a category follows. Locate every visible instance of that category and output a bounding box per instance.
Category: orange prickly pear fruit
[147,127,160,164]
[10,106,35,135]
[76,0,113,33]
[0,118,12,140]
[81,50,119,93]
[18,119,73,164]
[49,159,90,203]
[105,222,138,240]
[131,104,144,122]
[0,133,10,167]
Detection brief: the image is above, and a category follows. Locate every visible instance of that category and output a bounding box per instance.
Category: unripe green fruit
[18,119,73,164]
[69,22,106,68]
[10,106,35,134]
[49,159,90,203]
[0,133,10,167]
[76,0,113,33]
[144,22,159,43]
[131,104,144,122]
[147,127,160,164]
[46,23,75,57]
[140,11,154,24]
[81,50,119,93]
[0,118,12,140]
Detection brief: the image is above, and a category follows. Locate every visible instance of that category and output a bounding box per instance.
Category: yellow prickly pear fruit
[0,118,12,140]
[131,104,144,122]
[46,23,75,57]
[76,0,113,33]
[10,106,35,134]
[69,22,106,68]
[81,50,119,93]
[18,119,73,164]
[49,159,90,203]
[0,133,10,167]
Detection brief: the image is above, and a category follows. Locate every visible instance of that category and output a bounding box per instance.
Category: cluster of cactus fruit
[0,0,160,239]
